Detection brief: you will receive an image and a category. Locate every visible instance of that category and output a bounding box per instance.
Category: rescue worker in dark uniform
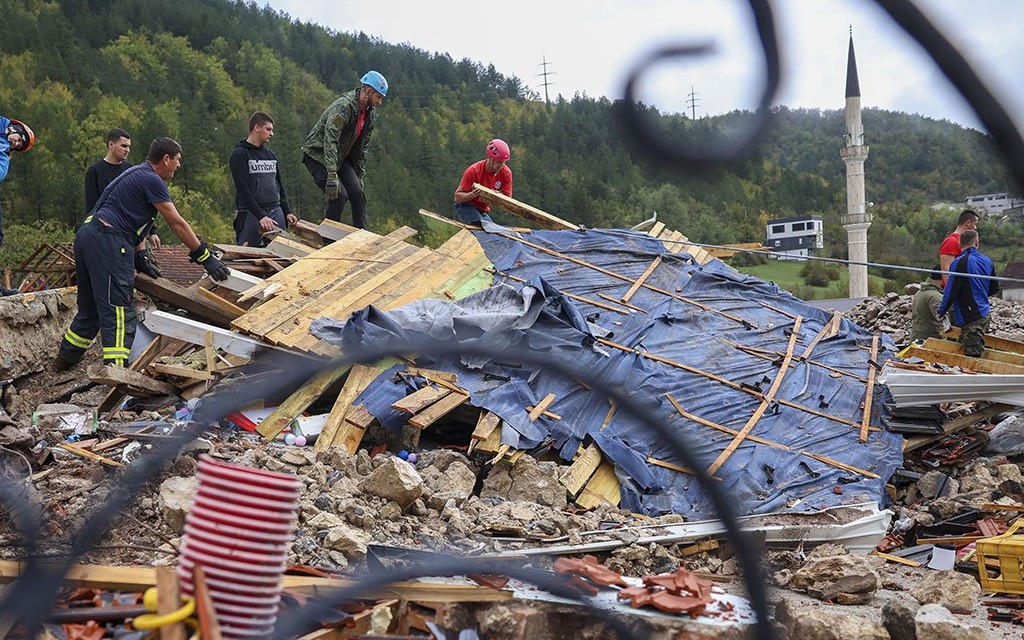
[230,111,296,246]
[937,229,999,357]
[57,137,230,369]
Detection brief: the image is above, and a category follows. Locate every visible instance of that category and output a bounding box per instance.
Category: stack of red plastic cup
[177,455,302,638]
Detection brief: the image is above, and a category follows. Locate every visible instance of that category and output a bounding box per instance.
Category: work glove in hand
[134,248,162,278]
[189,241,230,282]
[325,170,341,200]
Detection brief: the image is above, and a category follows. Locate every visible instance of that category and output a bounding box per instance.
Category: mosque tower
[841,29,870,298]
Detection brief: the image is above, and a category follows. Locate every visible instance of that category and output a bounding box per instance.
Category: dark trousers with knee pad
[59,220,136,366]
[302,155,367,229]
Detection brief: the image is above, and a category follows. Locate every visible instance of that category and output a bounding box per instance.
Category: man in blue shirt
[937,229,999,357]
[57,137,230,370]
[0,116,35,295]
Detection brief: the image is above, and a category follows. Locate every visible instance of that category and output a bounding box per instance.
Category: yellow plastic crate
[976,521,1024,594]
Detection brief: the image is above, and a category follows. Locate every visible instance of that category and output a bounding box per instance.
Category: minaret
[841,29,870,298]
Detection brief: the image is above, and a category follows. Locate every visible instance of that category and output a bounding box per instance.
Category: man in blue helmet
[301,70,387,229]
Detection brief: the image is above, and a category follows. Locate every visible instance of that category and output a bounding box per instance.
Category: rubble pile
[845,293,1024,344]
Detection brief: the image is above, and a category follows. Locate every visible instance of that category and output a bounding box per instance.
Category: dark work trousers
[302,154,367,228]
[960,315,990,357]
[59,220,136,366]
[234,206,286,247]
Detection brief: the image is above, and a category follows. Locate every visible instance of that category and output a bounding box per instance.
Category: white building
[964,193,1023,215]
[766,215,824,259]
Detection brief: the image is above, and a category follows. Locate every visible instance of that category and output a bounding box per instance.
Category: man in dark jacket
[909,266,946,342]
[937,230,999,357]
[85,128,133,214]
[230,111,296,246]
[301,70,388,228]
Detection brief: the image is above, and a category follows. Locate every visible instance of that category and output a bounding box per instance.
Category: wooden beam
[133,274,236,328]
[196,286,245,319]
[392,385,452,414]
[574,461,621,509]
[203,269,263,294]
[408,392,470,429]
[266,236,313,259]
[155,566,186,640]
[385,226,419,242]
[87,365,178,397]
[527,393,557,421]
[472,183,580,230]
[943,328,1024,355]
[901,345,1024,374]
[620,256,662,304]
[316,364,384,453]
[56,443,124,468]
[256,363,351,439]
[705,317,802,476]
[143,309,308,360]
[922,337,1024,366]
[559,444,603,497]
[859,335,880,443]
[147,362,213,381]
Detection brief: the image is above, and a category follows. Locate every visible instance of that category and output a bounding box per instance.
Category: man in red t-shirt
[939,209,978,285]
[453,139,513,225]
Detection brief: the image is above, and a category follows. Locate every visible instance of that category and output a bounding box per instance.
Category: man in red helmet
[453,138,513,225]
[1,116,35,251]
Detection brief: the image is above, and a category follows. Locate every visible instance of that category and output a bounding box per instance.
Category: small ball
[407,453,418,464]
[397,450,409,460]
[284,433,296,445]
[294,435,307,446]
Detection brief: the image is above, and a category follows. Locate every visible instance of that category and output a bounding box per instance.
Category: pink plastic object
[177,455,301,639]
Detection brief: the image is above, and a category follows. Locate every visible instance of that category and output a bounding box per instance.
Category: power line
[686,85,700,120]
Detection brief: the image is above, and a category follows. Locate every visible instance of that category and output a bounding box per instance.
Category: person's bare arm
[154,201,201,251]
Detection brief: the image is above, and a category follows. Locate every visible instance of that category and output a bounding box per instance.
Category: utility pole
[686,86,700,120]
[537,55,555,105]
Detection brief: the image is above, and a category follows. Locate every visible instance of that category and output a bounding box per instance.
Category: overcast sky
[260,0,1024,133]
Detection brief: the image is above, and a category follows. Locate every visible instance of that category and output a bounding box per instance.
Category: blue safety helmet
[360,70,388,97]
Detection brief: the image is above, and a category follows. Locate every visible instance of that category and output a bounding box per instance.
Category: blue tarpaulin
[311,228,903,519]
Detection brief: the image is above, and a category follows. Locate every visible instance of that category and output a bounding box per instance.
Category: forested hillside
[1,0,1019,286]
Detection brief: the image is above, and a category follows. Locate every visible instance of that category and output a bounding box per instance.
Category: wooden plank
[317,219,360,242]
[859,335,880,443]
[620,256,662,304]
[97,335,173,415]
[385,225,419,242]
[147,362,213,381]
[266,236,313,259]
[339,405,377,456]
[647,221,666,237]
[527,393,557,421]
[155,566,186,640]
[901,346,1024,374]
[0,561,513,602]
[472,183,580,230]
[574,460,621,509]
[196,286,245,320]
[133,275,235,328]
[204,269,264,294]
[286,219,326,248]
[408,392,470,429]
[392,385,452,414]
[559,443,603,496]
[943,328,1024,355]
[235,232,415,334]
[471,411,501,442]
[256,363,351,440]
[144,309,308,360]
[316,364,383,453]
[705,317,803,476]
[923,337,1024,366]
[87,365,178,397]
[192,566,222,640]
[56,443,123,468]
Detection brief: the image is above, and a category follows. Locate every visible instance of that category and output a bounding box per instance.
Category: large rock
[773,599,889,640]
[910,571,981,612]
[914,603,989,640]
[358,456,423,508]
[159,475,199,534]
[421,460,477,509]
[481,456,567,508]
[882,598,920,640]
[787,547,882,600]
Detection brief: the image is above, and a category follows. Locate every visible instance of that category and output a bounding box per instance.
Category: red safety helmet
[7,118,35,153]
[485,138,510,162]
